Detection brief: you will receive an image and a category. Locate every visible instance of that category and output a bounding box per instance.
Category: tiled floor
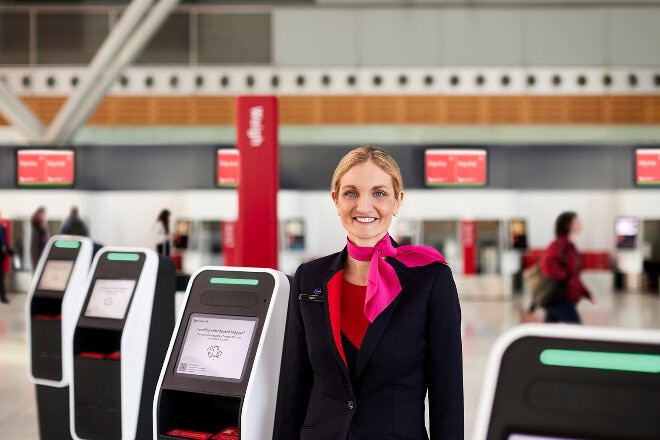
[1,286,659,440]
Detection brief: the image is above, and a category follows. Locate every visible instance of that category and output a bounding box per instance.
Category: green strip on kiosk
[27,235,101,440]
[473,324,660,440]
[153,266,290,440]
[69,247,176,440]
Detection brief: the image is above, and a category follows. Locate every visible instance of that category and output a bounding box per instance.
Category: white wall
[0,189,237,249]
[2,188,658,274]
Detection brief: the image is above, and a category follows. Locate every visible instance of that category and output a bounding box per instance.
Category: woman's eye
[345,190,357,198]
[374,190,387,197]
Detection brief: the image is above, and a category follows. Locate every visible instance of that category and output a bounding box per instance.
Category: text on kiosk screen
[84,279,136,320]
[38,260,75,291]
[176,314,258,381]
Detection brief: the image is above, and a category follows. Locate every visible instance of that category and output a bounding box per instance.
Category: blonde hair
[331,146,403,199]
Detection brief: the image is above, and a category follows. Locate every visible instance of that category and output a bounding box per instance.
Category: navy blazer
[277,245,464,440]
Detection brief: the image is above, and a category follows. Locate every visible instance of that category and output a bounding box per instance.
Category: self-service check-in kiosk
[27,236,101,440]
[473,324,660,440]
[154,267,289,440]
[70,247,176,440]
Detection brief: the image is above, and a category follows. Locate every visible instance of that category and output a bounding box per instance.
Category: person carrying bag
[528,212,594,323]
[526,253,566,312]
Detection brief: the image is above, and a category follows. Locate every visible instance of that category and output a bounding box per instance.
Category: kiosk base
[36,384,73,440]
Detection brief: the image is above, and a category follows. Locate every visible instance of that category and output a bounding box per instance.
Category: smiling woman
[278,146,464,440]
[331,150,403,248]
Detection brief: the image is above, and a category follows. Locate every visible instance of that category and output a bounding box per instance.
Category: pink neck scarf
[346,234,447,322]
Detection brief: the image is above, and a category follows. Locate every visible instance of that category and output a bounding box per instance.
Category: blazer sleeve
[426,264,464,440]
[276,264,314,440]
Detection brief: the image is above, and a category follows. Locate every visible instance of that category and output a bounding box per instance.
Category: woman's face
[332,161,403,247]
[570,216,582,235]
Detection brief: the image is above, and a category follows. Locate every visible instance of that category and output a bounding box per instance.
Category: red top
[340,280,370,349]
[541,236,591,303]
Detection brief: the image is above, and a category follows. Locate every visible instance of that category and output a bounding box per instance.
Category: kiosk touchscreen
[473,324,660,440]
[27,236,100,440]
[154,267,290,440]
[70,247,176,440]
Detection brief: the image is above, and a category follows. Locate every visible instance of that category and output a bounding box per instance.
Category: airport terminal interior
[1,1,660,439]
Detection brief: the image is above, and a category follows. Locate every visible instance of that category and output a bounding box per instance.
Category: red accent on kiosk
[213,427,239,440]
[166,429,214,439]
[164,427,238,440]
[17,150,75,187]
[235,96,279,269]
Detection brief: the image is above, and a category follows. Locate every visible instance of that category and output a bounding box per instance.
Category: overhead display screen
[38,260,75,292]
[17,149,75,187]
[425,149,487,187]
[217,149,240,187]
[635,149,660,186]
[84,279,136,320]
[175,314,258,382]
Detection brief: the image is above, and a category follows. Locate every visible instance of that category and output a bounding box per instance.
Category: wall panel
[442,9,523,66]
[610,8,660,66]
[273,10,358,66]
[4,95,660,127]
[358,9,442,66]
[525,9,605,66]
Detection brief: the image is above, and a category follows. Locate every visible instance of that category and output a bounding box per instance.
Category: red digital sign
[425,149,487,186]
[636,149,660,186]
[217,149,240,187]
[17,150,75,187]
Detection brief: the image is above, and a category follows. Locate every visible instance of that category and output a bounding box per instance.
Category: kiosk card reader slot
[154,267,289,440]
[70,247,176,440]
[27,236,100,440]
[473,324,660,440]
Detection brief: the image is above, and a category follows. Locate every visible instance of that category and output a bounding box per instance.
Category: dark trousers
[157,242,170,257]
[544,300,581,323]
[0,269,7,302]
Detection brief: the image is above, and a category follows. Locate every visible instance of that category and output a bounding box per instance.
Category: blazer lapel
[355,258,409,382]
[322,249,350,373]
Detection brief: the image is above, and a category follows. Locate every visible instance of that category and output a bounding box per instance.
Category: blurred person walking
[540,211,594,323]
[30,206,49,271]
[153,209,171,257]
[0,213,13,304]
[60,205,89,237]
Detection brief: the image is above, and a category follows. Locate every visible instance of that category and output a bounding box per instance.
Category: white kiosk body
[69,247,176,440]
[473,324,660,440]
[153,266,290,440]
[27,235,98,440]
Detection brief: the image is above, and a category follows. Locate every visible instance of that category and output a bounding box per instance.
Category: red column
[461,220,477,275]
[234,96,279,269]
